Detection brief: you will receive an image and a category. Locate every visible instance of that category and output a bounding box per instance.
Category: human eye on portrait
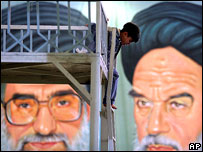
[167,97,193,117]
[134,97,153,116]
[136,98,153,108]
[14,98,36,109]
[56,99,70,107]
[51,94,81,109]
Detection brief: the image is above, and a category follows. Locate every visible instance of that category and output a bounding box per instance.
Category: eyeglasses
[2,93,83,126]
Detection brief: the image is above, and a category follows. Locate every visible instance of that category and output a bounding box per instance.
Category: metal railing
[1,1,108,65]
[1,24,89,52]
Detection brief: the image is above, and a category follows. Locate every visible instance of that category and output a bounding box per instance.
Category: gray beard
[1,106,90,151]
[132,125,202,151]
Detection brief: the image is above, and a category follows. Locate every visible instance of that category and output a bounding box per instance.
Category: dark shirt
[88,23,122,69]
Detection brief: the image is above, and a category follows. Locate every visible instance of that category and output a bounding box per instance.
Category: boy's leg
[103,68,119,105]
[110,68,119,105]
[103,84,108,105]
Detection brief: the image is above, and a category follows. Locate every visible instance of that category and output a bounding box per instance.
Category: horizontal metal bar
[1,52,98,63]
[1,25,88,30]
[1,63,50,71]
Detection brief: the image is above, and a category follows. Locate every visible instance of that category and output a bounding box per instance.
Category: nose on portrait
[33,107,56,135]
[147,106,170,135]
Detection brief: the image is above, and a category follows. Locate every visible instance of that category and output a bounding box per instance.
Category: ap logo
[189,143,201,150]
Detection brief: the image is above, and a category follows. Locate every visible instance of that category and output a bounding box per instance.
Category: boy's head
[120,22,140,45]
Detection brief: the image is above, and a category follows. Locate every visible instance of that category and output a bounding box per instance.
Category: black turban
[121,2,202,84]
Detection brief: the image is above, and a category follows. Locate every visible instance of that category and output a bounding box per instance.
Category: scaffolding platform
[1,1,115,151]
[1,52,108,84]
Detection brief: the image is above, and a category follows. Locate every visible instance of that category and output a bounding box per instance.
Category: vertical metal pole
[55,30,58,53]
[3,30,6,52]
[48,30,51,53]
[30,30,32,52]
[89,1,102,151]
[20,30,23,52]
[106,28,116,151]
[1,2,3,25]
[73,31,76,53]
[83,30,86,46]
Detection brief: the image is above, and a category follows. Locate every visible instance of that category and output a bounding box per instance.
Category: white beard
[1,106,13,151]
[132,125,202,151]
[1,106,90,151]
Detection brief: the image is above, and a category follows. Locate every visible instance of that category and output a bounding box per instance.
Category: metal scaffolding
[1,1,116,151]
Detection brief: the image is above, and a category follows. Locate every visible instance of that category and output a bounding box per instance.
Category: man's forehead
[134,46,202,77]
[6,84,73,90]
[132,46,202,100]
[5,84,76,101]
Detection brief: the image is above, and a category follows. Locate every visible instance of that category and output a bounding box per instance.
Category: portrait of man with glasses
[1,83,90,151]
